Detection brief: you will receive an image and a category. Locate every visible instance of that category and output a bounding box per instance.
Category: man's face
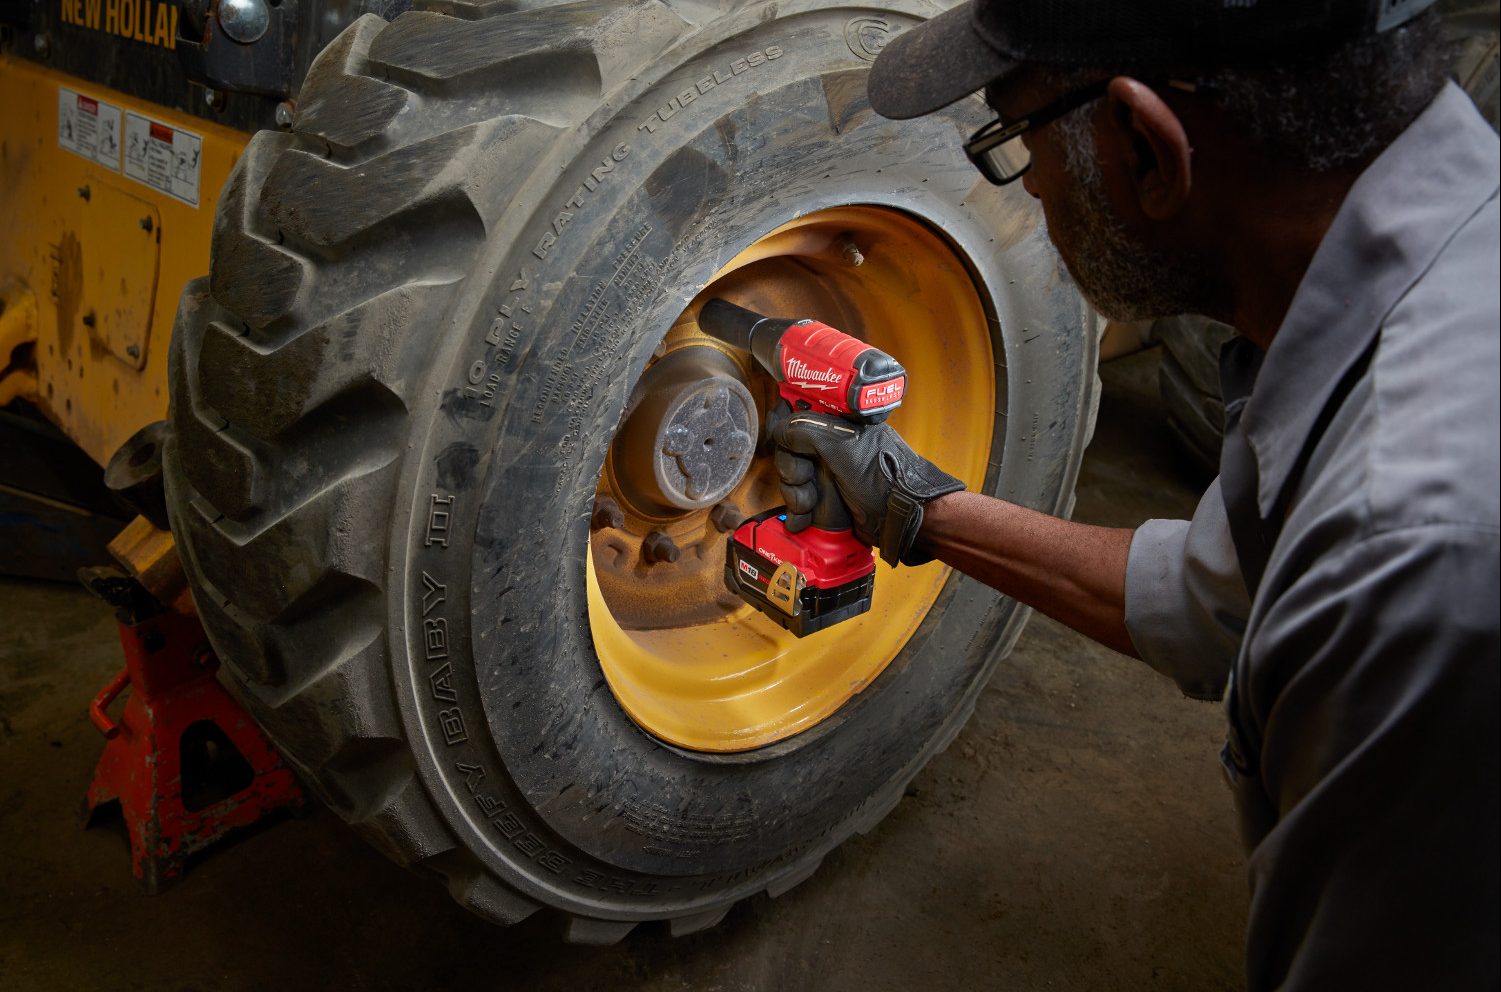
[986,74,1209,322]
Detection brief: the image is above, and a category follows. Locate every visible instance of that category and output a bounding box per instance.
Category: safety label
[58,88,122,170]
[123,112,202,207]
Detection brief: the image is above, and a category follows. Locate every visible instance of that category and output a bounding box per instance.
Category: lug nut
[839,237,865,267]
[590,495,624,531]
[274,100,295,129]
[709,501,743,533]
[642,531,680,565]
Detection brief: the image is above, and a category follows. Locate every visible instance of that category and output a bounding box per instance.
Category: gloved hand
[766,402,965,567]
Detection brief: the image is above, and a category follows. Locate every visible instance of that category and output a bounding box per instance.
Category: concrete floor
[0,349,1246,991]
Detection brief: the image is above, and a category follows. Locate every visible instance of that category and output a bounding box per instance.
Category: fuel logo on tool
[858,378,905,410]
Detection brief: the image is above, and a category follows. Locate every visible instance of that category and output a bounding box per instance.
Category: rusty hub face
[588,205,996,752]
[591,324,780,632]
[609,344,757,517]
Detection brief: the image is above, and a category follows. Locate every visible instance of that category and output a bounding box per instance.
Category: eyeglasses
[966,78,1207,186]
[964,79,1110,186]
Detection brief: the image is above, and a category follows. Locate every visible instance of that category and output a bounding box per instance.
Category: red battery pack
[723,508,875,637]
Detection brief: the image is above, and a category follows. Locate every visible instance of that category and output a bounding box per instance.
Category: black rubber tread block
[210,132,308,334]
[180,529,387,692]
[355,772,460,867]
[260,130,476,250]
[171,289,254,515]
[418,0,585,21]
[368,0,687,98]
[234,647,407,772]
[264,201,485,352]
[259,120,539,249]
[176,260,411,523]
[563,916,639,946]
[294,14,411,155]
[198,284,444,442]
[186,566,277,685]
[167,439,408,816]
[666,906,730,937]
[175,357,406,521]
[313,736,417,821]
[764,856,824,899]
[424,850,543,926]
[178,458,397,621]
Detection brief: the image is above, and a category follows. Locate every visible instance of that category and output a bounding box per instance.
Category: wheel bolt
[839,237,865,267]
[709,501,743,533]
[642,531,680,565]
[590,495,624,531]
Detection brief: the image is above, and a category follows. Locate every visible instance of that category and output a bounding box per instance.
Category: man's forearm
[917,491,1139,657]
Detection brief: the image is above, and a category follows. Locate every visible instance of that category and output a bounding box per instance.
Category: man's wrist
[904,489,967,564]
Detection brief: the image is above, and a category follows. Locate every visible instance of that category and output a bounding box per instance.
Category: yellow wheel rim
[588,206,994,752]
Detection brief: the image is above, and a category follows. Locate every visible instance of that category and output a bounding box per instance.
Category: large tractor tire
[163,0,1100,939]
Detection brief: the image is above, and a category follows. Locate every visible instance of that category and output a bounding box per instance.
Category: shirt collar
[1238,83,1501,517]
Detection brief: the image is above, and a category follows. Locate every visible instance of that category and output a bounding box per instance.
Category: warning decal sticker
[58,88,122,170]
[123,111,202,207]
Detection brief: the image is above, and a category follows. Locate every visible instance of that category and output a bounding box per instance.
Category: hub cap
[610,345,758,516]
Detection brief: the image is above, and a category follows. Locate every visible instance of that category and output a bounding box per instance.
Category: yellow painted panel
[0,54,249,465]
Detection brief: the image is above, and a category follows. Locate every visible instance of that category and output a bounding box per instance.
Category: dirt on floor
[0,348,1247,992]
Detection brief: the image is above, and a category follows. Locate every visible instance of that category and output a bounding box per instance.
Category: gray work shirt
[1124,83,1499,989]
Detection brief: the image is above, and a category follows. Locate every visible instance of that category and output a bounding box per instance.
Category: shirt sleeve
[1123,477,1250,699]
[1239,526,1500,990]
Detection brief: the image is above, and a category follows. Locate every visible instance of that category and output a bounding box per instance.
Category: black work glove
[766,402,965,567]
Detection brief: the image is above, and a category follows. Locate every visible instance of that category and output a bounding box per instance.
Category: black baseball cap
[867,0,1440,119]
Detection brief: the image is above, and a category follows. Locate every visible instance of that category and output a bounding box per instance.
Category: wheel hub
[611,345,757,516]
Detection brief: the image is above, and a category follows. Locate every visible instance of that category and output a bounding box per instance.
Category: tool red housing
[774,320,907,421]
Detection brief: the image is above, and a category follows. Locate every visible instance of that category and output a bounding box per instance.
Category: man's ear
[1102,76,1193,221]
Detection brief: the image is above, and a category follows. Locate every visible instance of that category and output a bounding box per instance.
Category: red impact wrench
[698,298,907,636]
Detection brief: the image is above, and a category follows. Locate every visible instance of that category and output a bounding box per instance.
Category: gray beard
[1048,113,1214,322]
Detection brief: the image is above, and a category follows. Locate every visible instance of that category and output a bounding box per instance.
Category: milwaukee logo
[785,359,842,384]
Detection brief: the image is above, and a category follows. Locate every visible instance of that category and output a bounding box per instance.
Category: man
[770,0,1500,986]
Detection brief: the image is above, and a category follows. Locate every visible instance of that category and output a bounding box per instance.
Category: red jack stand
[82,572,304,893]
